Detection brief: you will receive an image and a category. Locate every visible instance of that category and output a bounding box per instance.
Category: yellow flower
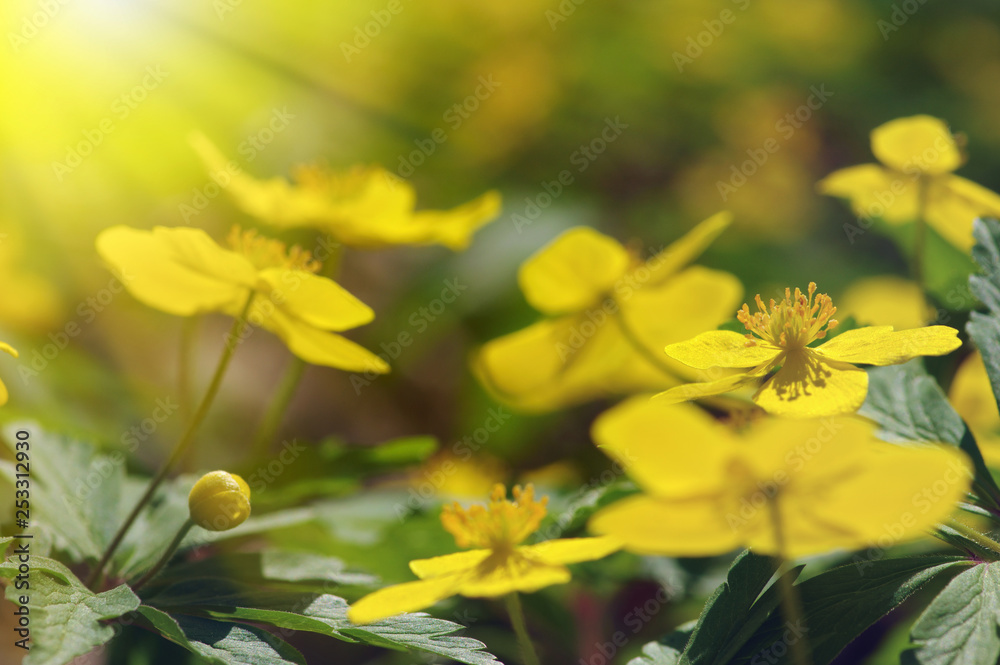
[657,283,960,417]
[472,213,743,412]
[819,115,1000,251]
[95,225,389,374]
[0,341,18,405]
[189,470,251,531]
[950,351,1000,467]
[347,484,619,624]
[191,134,501,250]
[589,398,971,559]
[840,275,933,330]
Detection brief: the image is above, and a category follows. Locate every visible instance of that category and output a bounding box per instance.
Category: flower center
[227,226,321,273]
[737,282,837,350]
[440,484,547,551]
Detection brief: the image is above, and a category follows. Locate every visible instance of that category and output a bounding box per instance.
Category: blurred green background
[3,0,1000,663]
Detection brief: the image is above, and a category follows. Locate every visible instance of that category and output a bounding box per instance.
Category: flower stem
[614,309,679,380]
[769,502,812,665]
[914,176,928,293]
[249,356,305,458]
[130,519,194,592]
[86,293,256,590]
[505,593,540,665]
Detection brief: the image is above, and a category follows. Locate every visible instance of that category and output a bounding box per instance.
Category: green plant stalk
[86,293,256,590]
[769,501,812,665]
[130,519,194,592]
[505,592,541,665]
[946,518,1000,555]
[248,235,344,458]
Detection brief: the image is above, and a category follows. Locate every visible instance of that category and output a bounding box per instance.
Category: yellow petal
[347,575,463,624]
[623,266,744,360]
[96,226,249,317]
[589,495,742,557]
[840,276,931,329]
[592,396,733,496]
[653,370,761,405]
[518,227,629,315]
[871,115,962,175]
[950,352,999,435]
[925,175,1000,252]
[817,164,918,224]
[0,342,17,358]
[0,378,8,406]
[455,554,571,597]
[664,330,781,369]
[409,550,491,579]
[257,269,374,331]
[767,443,971,559]
[753,353,868,417]
[644,212,732,285]
[815,325,961,366]
[264,309,389,373]
[518,537,621,566]
[406,191,502,250]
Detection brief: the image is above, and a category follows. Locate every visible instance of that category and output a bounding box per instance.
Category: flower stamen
[227,226,321,273]
[441,484,547,551]
[737,282,838,350]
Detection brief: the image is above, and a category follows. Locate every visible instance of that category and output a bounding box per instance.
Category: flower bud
[188,471,251,531]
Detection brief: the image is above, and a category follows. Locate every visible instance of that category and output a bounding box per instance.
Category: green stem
[249,356,305,458]
[130,520,194,592]
[913,176,928,293]
[614,309,680,380]
[769,502,812,665]
[178,317,198,470]
[947,518,1000,555]
[86,293,256,590]
[505,593,540,665]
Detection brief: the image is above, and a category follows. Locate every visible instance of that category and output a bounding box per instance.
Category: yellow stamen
[737,282,838,350]
[441,484,548,551]
[227,226,321,273]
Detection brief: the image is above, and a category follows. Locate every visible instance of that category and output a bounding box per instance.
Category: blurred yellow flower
[192,134,501,250]
[0,341,18,405]
[819,115,1000,250]
[589,398,971,558]
[347,484,619,624]
[0,229,62,333]
[840,275,933,330]
[472,213,743,412]
[950,352,1000,466]
[658,283,960,417]
[95,225,388,374]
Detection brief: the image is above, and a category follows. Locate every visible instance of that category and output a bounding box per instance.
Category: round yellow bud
[188,471,251,531]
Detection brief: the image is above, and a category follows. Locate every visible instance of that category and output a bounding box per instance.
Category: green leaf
[0,421,123,562]
[968,218,1000,427]
[147,580,502,665]
[0,554,139,665]
[905,562,1000,665]
[678,549,796,665]
[859,361,1000,511]
[148,550,377,590]
[628,624,694,665]
[134,605,305,665]
[730,556,968,665]
[539,477,638,539]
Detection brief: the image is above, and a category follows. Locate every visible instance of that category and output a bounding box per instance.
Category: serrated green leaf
[134,605,305,665]
[0,553,139,665]
[146,580,502,665]
[859,361,1000,511]
[906,562,1000,665]
[540,477,638,540]
[679,549,797,665]
[730,556,968,665]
